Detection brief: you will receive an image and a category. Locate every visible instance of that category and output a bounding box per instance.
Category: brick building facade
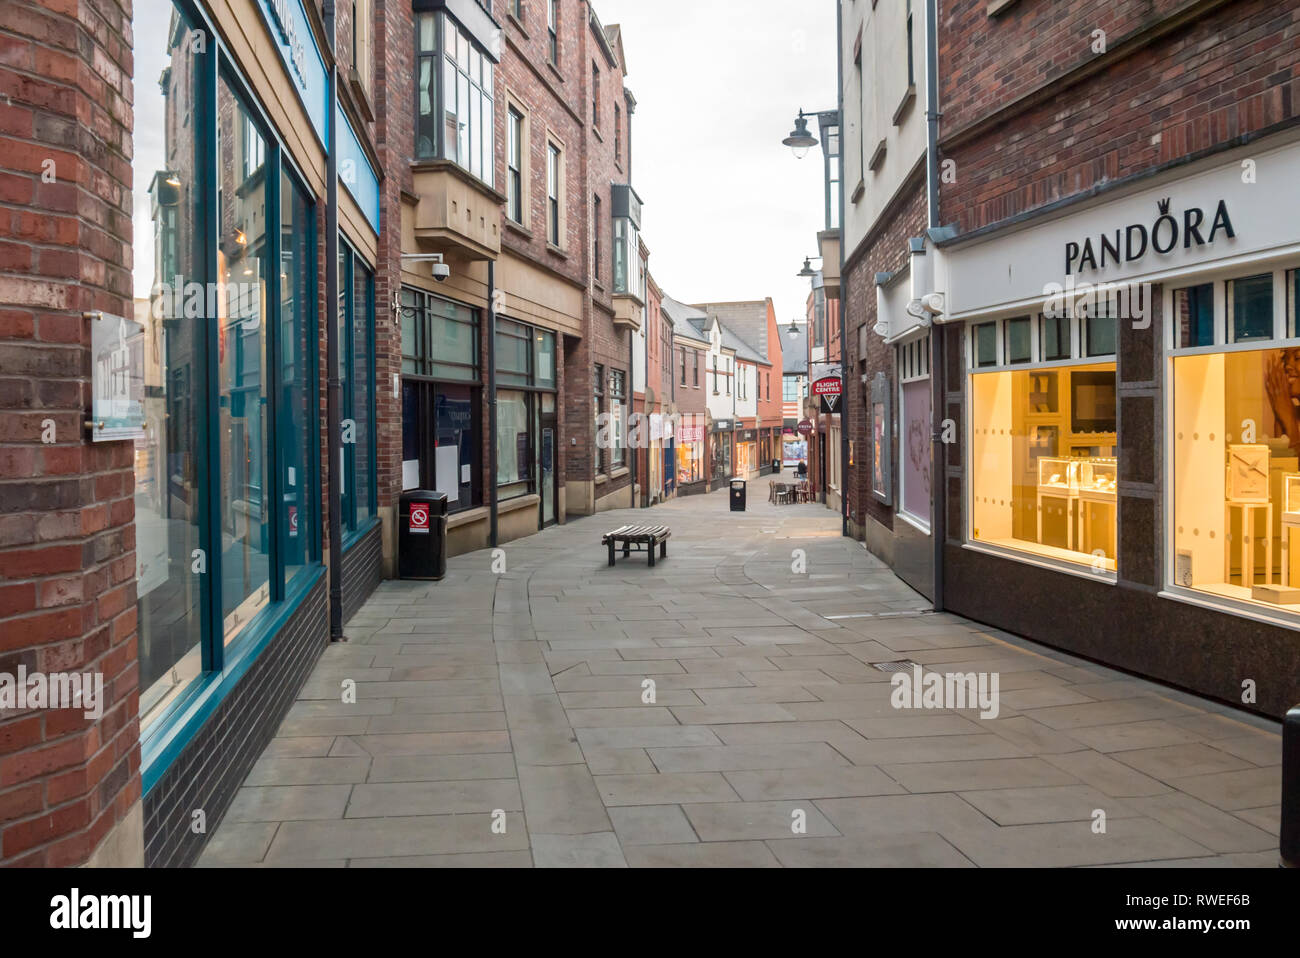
[0,0,142,867]
[832,0,1300,714]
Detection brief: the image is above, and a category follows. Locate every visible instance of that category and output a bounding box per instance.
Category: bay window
[415,11,495,187]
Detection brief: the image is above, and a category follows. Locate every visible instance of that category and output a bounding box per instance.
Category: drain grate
[870,659,922,673]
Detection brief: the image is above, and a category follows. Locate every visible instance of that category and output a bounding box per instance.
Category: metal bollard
[1285,704,1300,867]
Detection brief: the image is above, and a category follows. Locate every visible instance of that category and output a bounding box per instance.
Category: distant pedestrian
[796,459,807,478]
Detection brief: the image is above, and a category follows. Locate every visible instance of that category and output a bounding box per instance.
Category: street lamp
[797,257,818,278]
[786,319,800,340]
[782,111,819,160]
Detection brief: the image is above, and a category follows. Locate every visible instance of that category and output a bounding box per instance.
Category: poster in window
[869,371,893,504]
[901,378,931,523]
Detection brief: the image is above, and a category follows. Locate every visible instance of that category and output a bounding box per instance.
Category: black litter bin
[399,490,448,580]
[730,478,746,512]
[772,458,781,474]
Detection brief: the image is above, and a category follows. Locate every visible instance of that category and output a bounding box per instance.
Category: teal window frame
[338,237,379,546]
[138,0,325,793]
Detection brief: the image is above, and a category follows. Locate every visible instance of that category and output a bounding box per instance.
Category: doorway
[540,394,557,526]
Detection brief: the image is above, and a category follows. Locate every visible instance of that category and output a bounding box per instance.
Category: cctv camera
[432,262,450,282]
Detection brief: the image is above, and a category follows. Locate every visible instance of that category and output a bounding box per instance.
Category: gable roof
[692,301,771,361]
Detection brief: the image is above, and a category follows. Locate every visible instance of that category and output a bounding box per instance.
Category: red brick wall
[575,4,633,500]
[939,0,1300,234]
[0,0,141,866]
[756,301,783,428]
[842,176,928,537]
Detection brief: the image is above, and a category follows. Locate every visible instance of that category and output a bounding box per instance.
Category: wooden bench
[602,524,671,567]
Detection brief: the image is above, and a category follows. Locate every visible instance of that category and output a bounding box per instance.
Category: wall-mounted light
[782,111,819,160]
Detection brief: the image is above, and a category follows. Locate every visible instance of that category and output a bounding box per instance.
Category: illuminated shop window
[1171,265,1300,616]
[969,314,1117,571]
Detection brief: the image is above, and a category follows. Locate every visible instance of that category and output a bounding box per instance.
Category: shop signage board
[90,311,146,441]
[255,0,328,145]
[798,419,813,435]
[814,376,843,414]
[937,138,1300,320]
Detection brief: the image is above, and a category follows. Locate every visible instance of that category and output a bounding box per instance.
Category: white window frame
[896,330,932,535]
[962,306,1119,583]
[1161,257,1300,630]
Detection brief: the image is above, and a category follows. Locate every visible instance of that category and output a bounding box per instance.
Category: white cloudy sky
[597,0,838,326]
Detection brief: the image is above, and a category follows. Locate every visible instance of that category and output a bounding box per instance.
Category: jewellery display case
[1077,457,1118,557]
[1078,457,1118,496]
[1037,458,1081,551]
[1037,457,1079,493]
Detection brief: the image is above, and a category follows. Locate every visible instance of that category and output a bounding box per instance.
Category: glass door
[540,393,556,526]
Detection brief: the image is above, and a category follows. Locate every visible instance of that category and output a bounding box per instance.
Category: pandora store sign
[1065,198,1236,275]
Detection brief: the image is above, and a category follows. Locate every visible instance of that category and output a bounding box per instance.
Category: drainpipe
[925,0,946,613]
[488,260,498,547]
[836,0,849,539]
[630,325,636,507]
[324,0,343,641]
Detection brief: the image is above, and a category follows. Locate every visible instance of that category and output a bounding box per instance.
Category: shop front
[676,414,707,495]
[709,418,735,490]
[735,428,758,479]
[131,0,383,863]
[936,132,1300,715]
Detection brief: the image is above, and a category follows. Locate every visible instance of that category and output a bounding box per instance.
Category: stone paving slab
[203,481,1285,868]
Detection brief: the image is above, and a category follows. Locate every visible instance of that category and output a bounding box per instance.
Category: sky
[596,0,838,328]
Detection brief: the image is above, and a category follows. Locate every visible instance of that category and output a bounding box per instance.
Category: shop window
[497,389,533,499]
[133,0,322,747]
[970,359,1118,571]
[610,369,626,467]
[1175,283,1215,349]
[1229,273,1274,343]
[218,77,271,643]
[281,172,316,588]
[1173,344,1300,612]
[135,0,205,727]
[677,431,703,483]
[973,322,997,368]
[400,286,482,512]
[337,242,376,537]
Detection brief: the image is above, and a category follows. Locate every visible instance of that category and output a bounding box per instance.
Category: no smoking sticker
[410,505,430,534]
